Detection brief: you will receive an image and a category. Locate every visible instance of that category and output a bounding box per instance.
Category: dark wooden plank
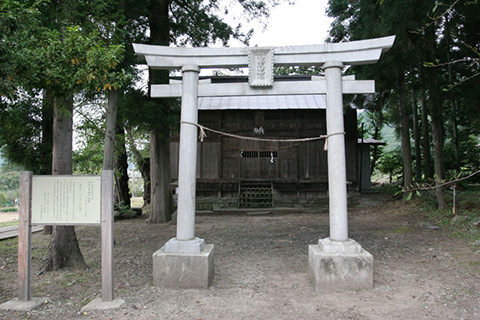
[0,226,43,241]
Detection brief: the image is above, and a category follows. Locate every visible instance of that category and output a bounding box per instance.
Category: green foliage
[0,171,19,192]
[0,95,45,170]
[168,0,278,46]
[377,149,403,178]
[444,135,480,177]
[4,23,128,96]
[0,170,19,207]
[371,181,403,195]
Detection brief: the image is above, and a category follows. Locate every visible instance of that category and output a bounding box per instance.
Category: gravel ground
[1,193,479,319]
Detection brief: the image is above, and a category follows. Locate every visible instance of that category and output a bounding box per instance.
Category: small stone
[450,215,468,225]
[472,219,480,228]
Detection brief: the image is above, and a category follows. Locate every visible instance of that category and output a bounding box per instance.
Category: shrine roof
[198,94,326,110]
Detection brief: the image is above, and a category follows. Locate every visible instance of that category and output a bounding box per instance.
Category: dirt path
[0,211,18,223]
[0,194,479,319]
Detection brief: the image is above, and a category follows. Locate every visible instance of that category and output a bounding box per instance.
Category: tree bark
[411,89,422,181]
[398,80,413,200]
[420,89,432,179]
[43,94,87,271]
[40,90,54,175]
[148,131,171,223]
[430,105,447,210]
[424,26,447,210]
[148,0,172,223]
[103,90,118,171]
[370,99,384,175]
[114,123,131,208]
[125,129,151,210]
[41,90,54,235]
[452,104,460,173]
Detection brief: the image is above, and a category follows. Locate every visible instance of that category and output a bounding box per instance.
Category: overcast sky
[248,0,332,46]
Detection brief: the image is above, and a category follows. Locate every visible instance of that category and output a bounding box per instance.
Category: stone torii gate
[134,35,395,291]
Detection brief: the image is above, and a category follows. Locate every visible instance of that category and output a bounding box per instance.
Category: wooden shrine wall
[170,108,358,194]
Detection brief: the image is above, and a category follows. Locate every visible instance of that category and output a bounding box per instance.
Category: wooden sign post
[0,170,123,312]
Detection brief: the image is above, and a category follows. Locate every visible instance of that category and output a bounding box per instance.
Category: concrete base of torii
[0,297,47,312]
[152,238,214,289]
[308,238,373,292]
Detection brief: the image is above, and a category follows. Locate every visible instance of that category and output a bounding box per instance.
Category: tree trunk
[43,94,87,271]
[103,90,118,170]
[370,101,384,175]
[41,90,54,235]
[398,81,413,200]
[411,89,422,181]
[148,0,172,223]
[114,123,131,208]
[452,105,460,173]
[420,89,432,179]
[149,131,171,223]
[125,129,151,210]
[141,157,151,210]
[424,26,447,210]
[40,90,54,175]
[430,98,447,210]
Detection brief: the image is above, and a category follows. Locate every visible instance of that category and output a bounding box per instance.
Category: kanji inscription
[31,176,101,225]
[248,48,274,87]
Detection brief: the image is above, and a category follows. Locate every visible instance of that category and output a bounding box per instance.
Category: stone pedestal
[153,241,214,289]
[0,297,46,311]
[81,297,125,311]
[308,238,373,292]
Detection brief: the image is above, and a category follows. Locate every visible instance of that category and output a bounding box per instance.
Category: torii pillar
[134,35,394,291]
[152,65,214,289]
[308,61,374,292]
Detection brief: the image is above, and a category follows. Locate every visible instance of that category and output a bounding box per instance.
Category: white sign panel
[32,176,101,225]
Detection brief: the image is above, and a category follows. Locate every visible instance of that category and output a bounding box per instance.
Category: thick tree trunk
[103,90,118,170]
[41,90,54,235]
[398,81,414,200]
[148,131,171,223]
[148,0,172,223]
[411,89,422,181]
[43,94,87,271]
[114,124,131,208]
[420,89,432,179]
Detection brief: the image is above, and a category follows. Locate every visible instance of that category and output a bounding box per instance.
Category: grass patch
[376,183,480,251]
[468,260,480,267]
[371,182,403,196]
[0,220,18,227]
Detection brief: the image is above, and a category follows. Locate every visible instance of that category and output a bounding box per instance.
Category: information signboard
[31,176,101,225]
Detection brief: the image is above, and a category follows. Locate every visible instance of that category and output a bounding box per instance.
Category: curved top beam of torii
[133,35,395,69]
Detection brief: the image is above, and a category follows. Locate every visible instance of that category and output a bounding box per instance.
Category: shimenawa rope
[180,121,345,151]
